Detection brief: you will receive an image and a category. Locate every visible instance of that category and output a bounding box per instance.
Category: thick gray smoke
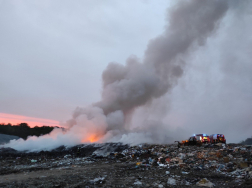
[69,0,229,140]
[96,1,228,117]
[5,0,232,151]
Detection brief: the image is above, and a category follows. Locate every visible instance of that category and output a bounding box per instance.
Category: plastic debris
[196,178,215,187]
[0,142,251,187]
[181,171,189,174]
[167,177,176,185]
[134,181,142,185]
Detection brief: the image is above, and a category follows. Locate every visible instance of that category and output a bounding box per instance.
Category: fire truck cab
[182,134,209,146]
[195,134,210,143]
[209,134,226,144]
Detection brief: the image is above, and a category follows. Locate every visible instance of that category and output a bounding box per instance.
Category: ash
[0,143,252,187]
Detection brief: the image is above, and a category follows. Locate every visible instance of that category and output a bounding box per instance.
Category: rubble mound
[0,143,252,187]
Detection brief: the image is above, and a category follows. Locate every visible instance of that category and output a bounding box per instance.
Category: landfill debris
[167,177,177,185]
[181,179,191,185]
[196,178,215,187]
[90,176,106,184]
[216,143,223,147]
[134,180,142,185]
[240,162,248,168]
[181,171,189,174]
[0,143,251,187]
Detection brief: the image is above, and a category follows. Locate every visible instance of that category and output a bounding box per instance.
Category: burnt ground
[0,143,252,187]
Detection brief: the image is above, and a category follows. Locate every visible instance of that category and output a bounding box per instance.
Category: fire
[81,134,101,143]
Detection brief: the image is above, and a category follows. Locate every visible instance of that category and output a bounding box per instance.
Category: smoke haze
[3,0,252,151]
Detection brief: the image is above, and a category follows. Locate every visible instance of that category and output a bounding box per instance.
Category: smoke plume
[5,0,231,151]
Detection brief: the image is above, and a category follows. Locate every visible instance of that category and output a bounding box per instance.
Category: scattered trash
[181,179,190,185]
[181,171,189,174]
[136,162,142,166]
[0,143,251,187]
[167,177,176,185]
[64,154,71,158]
[239,162,248,168]
[223,157,229,163]
[90,176,106,184]
[134,181,142,185]
[216,143,223,147]
[196,178,215,187]
[178,153,186,159]
[165,158,170,163]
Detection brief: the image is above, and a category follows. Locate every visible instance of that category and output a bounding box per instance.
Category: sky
[0,0,169,123]
[1,0,252,144]
[0,113,59,128]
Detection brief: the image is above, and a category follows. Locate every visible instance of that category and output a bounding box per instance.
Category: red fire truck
[209,134,226,144]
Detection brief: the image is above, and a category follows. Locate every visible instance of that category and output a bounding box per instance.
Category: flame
[81,134,101,143]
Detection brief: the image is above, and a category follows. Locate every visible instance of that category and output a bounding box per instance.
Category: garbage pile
[0,143,251,187]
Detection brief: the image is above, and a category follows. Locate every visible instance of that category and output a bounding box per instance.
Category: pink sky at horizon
[0,113,60,128]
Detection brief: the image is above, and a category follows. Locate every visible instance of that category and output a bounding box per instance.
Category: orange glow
[81,134,101,143]
[0,113,60,128]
